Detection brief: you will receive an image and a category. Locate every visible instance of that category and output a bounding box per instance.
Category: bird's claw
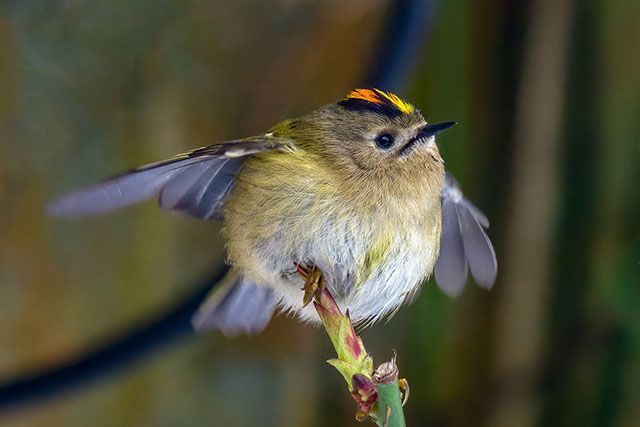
[295,263,325,306]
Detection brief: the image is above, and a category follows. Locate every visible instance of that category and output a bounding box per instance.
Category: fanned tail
[192,270,279,337]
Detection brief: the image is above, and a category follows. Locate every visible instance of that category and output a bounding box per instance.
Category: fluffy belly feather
[225,194,441,324]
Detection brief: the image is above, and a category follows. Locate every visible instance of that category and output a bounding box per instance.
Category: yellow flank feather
[357,233,394,287]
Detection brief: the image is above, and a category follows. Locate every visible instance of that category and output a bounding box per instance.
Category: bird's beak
[417,121,457,139]
[400,121,456,155]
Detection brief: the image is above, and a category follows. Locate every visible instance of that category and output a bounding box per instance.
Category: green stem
[375,381,406,427]
[303,275,408,426]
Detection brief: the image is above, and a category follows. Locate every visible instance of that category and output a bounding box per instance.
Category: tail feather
[192,271,278,336]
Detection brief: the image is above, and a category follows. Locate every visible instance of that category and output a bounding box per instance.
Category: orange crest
[343,88,415,115]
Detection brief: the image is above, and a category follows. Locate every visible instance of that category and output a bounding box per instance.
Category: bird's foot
[295,263,325,307]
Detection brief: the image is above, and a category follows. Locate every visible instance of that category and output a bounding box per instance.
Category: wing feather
[158,161,216,211]
[434,173,497,295]
[457,204,497,289]
[185,158,241,220]
[48,136,287,218]
[434,196,468,296]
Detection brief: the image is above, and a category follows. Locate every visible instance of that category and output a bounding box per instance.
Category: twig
[296,264,407,426]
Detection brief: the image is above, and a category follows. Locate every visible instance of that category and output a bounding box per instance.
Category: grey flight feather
[47,137,287,218]
[191,272,279,336]
[168,157,243,220]
[457,204,497,288]
[434,173,497,295]
[157,161,214,211]
[434,195,468,297]
[46,158,203,216]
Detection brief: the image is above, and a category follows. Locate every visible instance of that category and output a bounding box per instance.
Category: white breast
[246,205,440,325]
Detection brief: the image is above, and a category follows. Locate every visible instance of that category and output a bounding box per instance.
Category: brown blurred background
[0,0,639,426]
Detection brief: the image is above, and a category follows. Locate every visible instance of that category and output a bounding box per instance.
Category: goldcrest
[49,89,497,335]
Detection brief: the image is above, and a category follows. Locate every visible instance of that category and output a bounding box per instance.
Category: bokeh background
[1,0,639,426]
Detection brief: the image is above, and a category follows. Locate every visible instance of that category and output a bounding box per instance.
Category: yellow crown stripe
[373,89,414,114]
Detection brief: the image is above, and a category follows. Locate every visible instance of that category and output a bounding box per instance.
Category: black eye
[375,133,395,149]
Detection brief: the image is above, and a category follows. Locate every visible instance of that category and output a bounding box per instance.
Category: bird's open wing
[434,173,497,296]
[48,136,289,219]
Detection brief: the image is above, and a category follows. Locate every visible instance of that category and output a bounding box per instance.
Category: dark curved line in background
[0,267,228,411]
[0,0,436,412]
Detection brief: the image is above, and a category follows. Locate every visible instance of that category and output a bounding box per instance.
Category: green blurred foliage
[0,1,638,426]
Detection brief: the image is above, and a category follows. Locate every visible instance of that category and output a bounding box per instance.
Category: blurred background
[0,0,639,426]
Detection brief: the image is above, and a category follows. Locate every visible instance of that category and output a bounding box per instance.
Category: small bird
[49,89,497,335]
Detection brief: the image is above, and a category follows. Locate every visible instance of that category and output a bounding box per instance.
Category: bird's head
[290,89,452,196]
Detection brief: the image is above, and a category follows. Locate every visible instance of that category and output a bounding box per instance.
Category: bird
[48,88,497,336]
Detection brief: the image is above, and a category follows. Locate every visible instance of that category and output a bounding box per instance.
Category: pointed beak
[417,121,457,139]
[400,121,456,155]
